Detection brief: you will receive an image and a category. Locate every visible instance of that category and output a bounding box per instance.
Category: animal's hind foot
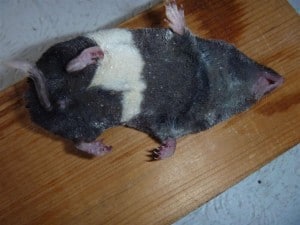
[165,0,186,35]
[151,138,176,160]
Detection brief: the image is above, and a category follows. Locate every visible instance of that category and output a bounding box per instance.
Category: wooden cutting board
[0,0,299,224]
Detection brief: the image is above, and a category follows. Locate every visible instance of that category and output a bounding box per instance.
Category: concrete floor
[0,0,161,90]
[0,1,299,224]
[175,144,300,225]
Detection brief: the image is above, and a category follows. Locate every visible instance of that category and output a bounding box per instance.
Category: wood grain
[0,0,299,224]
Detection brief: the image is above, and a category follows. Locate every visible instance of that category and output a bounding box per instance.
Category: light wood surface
[0,0,299,224]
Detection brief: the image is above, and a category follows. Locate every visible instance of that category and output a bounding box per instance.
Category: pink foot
[165,0,186,35]
[66,46,104,72]
[151,138,176,160]
[75,140,112,156]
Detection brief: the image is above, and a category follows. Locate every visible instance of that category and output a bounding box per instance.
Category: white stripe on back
[86,29,146,122]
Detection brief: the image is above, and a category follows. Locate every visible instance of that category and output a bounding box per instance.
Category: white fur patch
[86,29,146,122]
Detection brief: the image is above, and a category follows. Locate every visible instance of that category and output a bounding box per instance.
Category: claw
[151,149,160,160]
[150,138,177,160]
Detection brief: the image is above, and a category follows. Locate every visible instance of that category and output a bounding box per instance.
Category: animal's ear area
[4,60,53,111]
[66,46,104,73]
[251,70,284,99]
[4,60,36,74]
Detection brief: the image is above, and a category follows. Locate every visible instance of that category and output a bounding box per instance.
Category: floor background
[0,1,299,224]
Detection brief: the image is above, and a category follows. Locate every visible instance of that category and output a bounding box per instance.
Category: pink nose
[252,71,284,99]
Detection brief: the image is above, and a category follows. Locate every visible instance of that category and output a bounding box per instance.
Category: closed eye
[57,98,70,110]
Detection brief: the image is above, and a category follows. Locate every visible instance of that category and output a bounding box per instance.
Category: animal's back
[127,28,209,140]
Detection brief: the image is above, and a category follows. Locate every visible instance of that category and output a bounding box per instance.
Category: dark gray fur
[27,36,123,143]
[127,28,280,141]
[26,28,282,148]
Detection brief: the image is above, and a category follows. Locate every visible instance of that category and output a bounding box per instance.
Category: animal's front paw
[151,138,176,160]
[165,0,186,35]
[75,140,112,156]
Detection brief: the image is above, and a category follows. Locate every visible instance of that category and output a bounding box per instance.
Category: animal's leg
[165,0,186,35]
[151,138,177,160]
[75,140,112,156]
[66,46,104,73]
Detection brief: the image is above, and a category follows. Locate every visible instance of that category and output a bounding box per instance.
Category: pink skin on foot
[152,138,176,160]
[165,0,186,35]
[66,46,104,73]
[75,140,112,156]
